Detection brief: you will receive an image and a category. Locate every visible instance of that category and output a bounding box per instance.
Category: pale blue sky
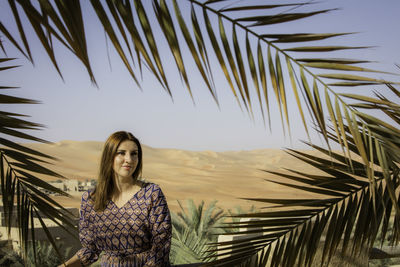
[2,0,400,151]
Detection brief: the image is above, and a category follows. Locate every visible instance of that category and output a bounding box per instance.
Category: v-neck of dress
[109,184,145,210]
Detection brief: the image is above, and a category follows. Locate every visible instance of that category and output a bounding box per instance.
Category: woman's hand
[58,254,82,267]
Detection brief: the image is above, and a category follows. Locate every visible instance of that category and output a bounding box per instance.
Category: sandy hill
[23,141,328,213]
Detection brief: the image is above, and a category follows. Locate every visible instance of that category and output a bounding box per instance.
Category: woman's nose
[124,154,132,162]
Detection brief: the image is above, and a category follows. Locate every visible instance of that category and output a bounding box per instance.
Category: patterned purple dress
[76,183,171,266]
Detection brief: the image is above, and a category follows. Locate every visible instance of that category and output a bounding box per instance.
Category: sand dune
[23,141,330,213]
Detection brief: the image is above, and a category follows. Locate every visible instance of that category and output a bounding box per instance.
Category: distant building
[64,179,79,192]
[49,180,65,192]
[78,179,97,192]
[47,179,96,194]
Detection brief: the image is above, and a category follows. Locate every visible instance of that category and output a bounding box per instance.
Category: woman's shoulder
[81,189,95,203]
[140,181,161,191]
[139,181,167,202]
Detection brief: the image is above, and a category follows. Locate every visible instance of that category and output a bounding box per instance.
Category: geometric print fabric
[76,183,172,267]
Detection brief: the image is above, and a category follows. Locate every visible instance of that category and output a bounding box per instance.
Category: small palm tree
[170,199,225,264]
[0,239,23,267]
[27,241,72,267]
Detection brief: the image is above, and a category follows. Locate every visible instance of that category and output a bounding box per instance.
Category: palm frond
[3,1,396,142]
[0,58,78,262]
[210,98,400,266]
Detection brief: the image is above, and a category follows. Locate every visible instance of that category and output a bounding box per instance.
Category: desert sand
[23,140,330,213]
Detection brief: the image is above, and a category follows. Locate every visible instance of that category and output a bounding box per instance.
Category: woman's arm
[74,191,101,266]
[58,254,82,267]
[145,184,172,267]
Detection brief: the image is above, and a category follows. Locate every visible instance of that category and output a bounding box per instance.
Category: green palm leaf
[265,32,352,43]
[219,3,313,12]
[171,199,225,264]
[2,1,396,152]
[235,9,336,26]
[173,0,217,103]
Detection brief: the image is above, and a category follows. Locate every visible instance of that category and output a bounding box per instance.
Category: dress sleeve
[75,191,100,266]
[145,184,172,267]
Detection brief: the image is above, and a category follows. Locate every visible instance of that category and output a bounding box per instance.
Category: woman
[61,131,171,267]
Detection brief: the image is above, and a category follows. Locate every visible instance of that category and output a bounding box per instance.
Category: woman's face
[113,140,139,180]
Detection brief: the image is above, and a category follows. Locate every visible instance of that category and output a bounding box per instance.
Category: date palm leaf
[0,59,78,262]
[209,98,400,265]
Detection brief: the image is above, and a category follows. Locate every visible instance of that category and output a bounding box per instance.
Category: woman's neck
[113,176,136,194]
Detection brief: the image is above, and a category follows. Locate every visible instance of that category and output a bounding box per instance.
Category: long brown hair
[92,131,143,211]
